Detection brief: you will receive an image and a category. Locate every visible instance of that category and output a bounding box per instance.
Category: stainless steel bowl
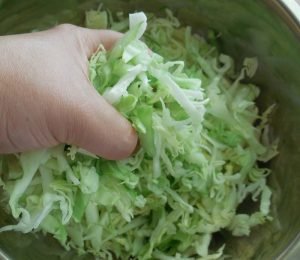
[0,0,299,259]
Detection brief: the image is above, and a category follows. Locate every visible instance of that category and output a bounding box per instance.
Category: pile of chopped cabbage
[0,9,278,259]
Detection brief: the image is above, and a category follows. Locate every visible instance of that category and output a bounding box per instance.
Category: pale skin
[0,24,138,159]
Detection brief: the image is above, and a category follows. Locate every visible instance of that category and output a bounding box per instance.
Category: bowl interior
[0,0,299,259]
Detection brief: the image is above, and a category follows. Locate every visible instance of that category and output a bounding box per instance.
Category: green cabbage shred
[0,9,278,260]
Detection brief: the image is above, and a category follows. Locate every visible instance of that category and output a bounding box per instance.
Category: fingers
[76,27,123,58]
[62,86,138,160]
[70,28,136,159]
[45,24,136,159]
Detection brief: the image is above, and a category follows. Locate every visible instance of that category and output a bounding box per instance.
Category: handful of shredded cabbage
[0,9,278,259]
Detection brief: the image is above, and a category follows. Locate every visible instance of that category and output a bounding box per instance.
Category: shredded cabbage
[0,9,278,259]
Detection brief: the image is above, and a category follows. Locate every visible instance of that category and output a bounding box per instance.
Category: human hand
[0,24,138,159]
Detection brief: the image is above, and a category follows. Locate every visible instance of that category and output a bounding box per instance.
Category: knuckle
[53,23,77,34]
[53,23,83,51]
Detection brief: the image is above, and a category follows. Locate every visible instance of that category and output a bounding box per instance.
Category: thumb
[62,86,138,160]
